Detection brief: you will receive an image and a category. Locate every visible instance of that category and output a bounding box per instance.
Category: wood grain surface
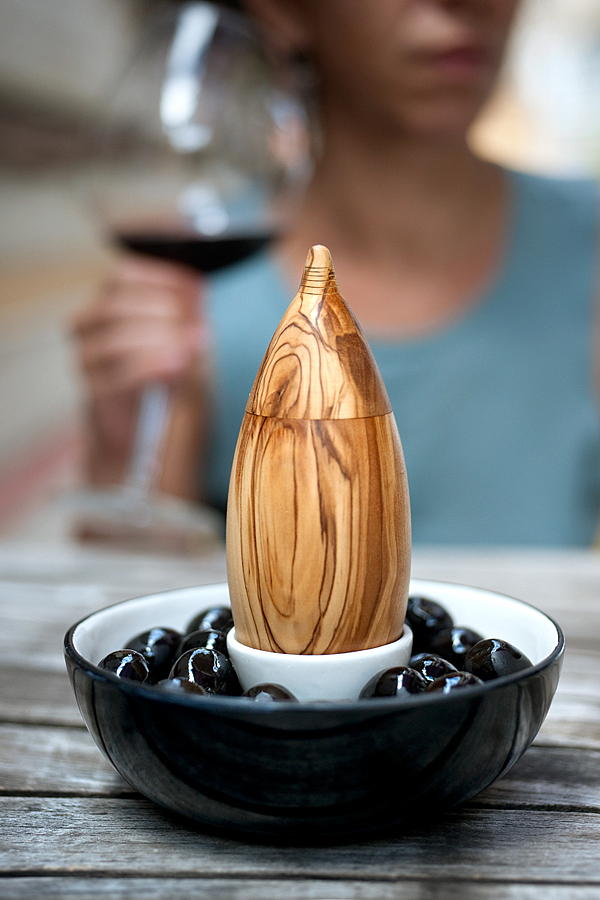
[246,245,391,421]
[2,882,600,900]
[227,246,411,653]
[4,799,600,880]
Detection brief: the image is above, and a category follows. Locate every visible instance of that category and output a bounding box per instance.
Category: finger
[78,318,201,374]
[110,254,203,292]
[85,345,198,397]
[72,283,202,339]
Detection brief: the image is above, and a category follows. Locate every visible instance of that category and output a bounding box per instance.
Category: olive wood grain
[246,245,390,420]
[227,246,411,654]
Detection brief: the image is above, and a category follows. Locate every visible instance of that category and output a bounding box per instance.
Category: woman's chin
[399,101,490,145]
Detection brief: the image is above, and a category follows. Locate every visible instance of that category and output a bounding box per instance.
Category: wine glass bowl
[71,1,309,552]
[94,0,309,268]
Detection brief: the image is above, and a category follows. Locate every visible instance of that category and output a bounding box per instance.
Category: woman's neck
[279,123,508,335]
[288,116,502,258]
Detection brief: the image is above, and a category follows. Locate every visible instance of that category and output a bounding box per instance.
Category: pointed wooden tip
[246,245,391,420]
[304,244,333,269]
[298,244,338,298]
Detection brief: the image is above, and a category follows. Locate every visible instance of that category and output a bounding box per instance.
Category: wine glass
[71,0,310,553]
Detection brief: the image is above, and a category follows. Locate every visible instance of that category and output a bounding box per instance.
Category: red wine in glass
[114,231,273,273]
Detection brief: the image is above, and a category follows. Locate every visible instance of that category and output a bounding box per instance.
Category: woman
[74,0,600,544]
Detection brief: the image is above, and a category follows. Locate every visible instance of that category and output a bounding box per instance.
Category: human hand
[72,255,206,485]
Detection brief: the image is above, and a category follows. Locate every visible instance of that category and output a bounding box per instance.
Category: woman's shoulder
[502,167,599,316]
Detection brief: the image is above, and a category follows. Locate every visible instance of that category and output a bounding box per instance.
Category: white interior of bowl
[72,583,230,666]
[71,579,560,671]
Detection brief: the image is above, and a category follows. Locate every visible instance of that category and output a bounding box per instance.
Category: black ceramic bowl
[65,579,563,839]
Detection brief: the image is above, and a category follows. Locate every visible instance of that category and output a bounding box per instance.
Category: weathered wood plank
[535,650,600,749]
[2,799,600,882]
[2,545,600,667]
[2,722,599,813]
[0,545,227,671]
[2,878,600,900]
[474,746,600,810]
[0,543,596,643]
[411,548,600,653]
[0,541,226,588]
[0,545,598,695]
[0,667,82,726]
[0,724,130,794]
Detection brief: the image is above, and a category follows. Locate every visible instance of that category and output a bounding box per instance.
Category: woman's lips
[420,46,493,81]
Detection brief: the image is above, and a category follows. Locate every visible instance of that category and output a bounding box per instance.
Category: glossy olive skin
[410,653,458,683]
[158,677,207,696]
[186,606,233,636]
[169,647,233,694]
[125,627,182,682]
[178,628,228,657]
[429,627,484,669]
[406,596,454,653]
[243,684,298,702]
[465,639,533,681]
[98,649,150,682]
[426,672,483,694]
[360,666,428,699]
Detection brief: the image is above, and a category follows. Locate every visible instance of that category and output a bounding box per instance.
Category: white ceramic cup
[227,625,414,702]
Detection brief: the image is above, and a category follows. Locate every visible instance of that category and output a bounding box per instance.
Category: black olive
[185,605,233,636]
[360,666,428,699]
[177,629,228,657]
[157,677,207,696]
[410,653,458,682]
[224,667,243,696]
[429,627,484,669]
[465,638,533,681]
[405,596,454,653]
[242,684,298,702]
[425,671,483,693]
[125,627,182,682]
[98,649,150,682]
[169,647,232,694]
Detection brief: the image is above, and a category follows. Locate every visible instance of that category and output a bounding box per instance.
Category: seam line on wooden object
[242,410,394,424]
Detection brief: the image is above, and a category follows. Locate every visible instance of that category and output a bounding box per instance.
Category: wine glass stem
[125,384,172,496]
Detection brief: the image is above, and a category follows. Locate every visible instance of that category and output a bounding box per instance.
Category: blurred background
[0,0,599,539]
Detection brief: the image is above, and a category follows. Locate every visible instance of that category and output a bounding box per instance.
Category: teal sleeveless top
[204,170,600,545]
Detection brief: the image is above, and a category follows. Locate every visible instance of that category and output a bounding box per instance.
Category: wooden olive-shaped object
[226,245,411,654]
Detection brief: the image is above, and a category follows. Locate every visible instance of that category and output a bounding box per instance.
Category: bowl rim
[64,578,565,715]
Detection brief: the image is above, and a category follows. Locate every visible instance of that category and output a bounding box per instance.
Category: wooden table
[1,540,600,899]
